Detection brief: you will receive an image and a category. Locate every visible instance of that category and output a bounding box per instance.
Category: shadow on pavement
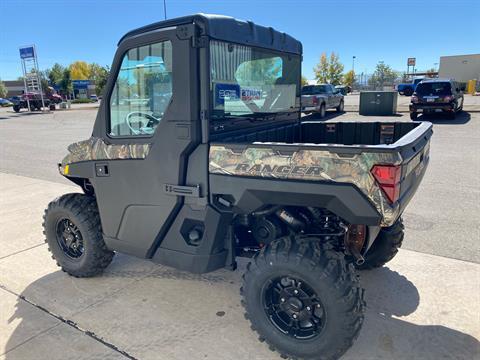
[3,261,479,359]
[419,111,471,125]
[302,110,345,121]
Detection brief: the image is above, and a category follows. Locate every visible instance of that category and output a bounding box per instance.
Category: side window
[109,40,173,137]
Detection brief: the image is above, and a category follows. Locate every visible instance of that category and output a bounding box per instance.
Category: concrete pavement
[0,173,479,359]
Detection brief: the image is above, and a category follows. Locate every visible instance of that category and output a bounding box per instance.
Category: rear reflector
[371,165,401,203]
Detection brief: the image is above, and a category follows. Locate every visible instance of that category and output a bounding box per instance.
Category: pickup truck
[301,84,344,117]
[12,92,50,112]
[397,78,424,96]
[42,14,432,360]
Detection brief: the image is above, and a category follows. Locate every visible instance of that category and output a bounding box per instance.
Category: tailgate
[396,122,433,214]
[301,95,315,107]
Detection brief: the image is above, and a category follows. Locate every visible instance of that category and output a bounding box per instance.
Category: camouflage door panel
[60,137,151,171]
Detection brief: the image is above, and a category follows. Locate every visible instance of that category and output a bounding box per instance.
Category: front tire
[404,88,413,96]
[356,218,404,270]
[410,112,418,120]
[241,236,364,360]
[43,193,114,277]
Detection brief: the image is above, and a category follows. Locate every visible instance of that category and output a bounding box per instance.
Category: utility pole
[163,0,167,20]
[352,56,356,73]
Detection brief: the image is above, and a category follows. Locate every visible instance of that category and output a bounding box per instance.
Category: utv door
[90,27,199,258]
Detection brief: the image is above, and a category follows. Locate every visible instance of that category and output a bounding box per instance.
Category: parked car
[335,85,351,95]
[41,14,433,360]
[397,78,424,96]
[301,84,344,117]
[49,93,63,104]
[410,78,464,120]
[12,92,50,112]
[8,96,21,103]
[90,94,99,102]
[0,98,13,107]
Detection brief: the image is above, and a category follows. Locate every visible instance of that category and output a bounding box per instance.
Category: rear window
[416,82,452,96]
[302,85,328,95]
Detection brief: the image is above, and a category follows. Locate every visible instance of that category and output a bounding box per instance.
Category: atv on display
[43,14,432,360]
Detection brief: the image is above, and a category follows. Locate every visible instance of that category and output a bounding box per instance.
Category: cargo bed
[209,120,433,226]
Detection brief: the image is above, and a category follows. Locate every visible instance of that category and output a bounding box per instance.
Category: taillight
[312,96,319,105]
[411,95,419,103]
[371,165,401,203]
[443,95,453,102]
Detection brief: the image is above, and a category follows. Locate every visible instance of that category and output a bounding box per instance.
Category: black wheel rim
[55,218,84,259]
[262,276,326,340]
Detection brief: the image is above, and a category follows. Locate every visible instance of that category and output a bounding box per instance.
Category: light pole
[352,56,356,73]
[163,0,167,20]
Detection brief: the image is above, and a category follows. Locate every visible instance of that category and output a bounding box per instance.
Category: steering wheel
[126,112,160,135]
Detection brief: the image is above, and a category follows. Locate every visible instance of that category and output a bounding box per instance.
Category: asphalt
[1,105,479,263]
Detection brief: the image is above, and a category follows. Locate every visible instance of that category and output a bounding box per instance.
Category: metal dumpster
[359,91,398,115]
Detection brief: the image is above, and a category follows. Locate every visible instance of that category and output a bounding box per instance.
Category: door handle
[95,163,109,177]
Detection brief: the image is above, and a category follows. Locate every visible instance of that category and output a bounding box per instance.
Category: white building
[438,54,480,82]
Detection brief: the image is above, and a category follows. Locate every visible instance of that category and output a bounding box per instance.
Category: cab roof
[118,13,302,55]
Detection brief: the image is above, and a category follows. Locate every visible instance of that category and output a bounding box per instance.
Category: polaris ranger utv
[43,14,432,360]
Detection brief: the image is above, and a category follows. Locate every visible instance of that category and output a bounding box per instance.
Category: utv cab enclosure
[44,14,432,360]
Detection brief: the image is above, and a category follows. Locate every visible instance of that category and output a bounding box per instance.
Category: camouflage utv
[43,14,432,360]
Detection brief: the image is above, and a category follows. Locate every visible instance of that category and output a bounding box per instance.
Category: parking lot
[0,105,479,359]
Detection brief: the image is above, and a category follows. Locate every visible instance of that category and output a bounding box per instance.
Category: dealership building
[439,54,480,82]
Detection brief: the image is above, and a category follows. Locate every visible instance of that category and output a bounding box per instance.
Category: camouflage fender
[209,145,402,226]
[59,137,151,173]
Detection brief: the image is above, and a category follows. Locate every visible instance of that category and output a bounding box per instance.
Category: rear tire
[404,88,413,96]
[318,103,326,118]
[336,100,344,112]
[13,105,20,113]
[242,236,365,360]
[410,112,418,120]
[43,193,114,277]
[356,218,404,270]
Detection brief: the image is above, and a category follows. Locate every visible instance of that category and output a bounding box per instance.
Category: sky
[1,0,479,81]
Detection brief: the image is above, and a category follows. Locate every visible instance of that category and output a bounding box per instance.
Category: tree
[0,79,7,98]
[314,52,344,85]
[89,63,110,96]
[70,61,90,80]
[369,62,398,89]
[343,70,355,88]
[313,53,329,84]
[301,75,309,87]
[59,68,73,96]
[48,63,65,87]
[328,52,344,85]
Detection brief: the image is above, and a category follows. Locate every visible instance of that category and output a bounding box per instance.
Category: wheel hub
[56,218,84,259]
[263,276,326,339]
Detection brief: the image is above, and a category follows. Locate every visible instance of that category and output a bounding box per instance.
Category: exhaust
[342,223,366,266]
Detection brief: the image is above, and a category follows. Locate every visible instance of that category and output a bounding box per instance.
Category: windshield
[210,40,300,119]
[302,85,328,95]
[416,82,452,96]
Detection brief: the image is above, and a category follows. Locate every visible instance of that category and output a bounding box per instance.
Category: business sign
[215,83,240,106]
[72,80,91,89]
[19,46,35,59]
[407,57,416,66]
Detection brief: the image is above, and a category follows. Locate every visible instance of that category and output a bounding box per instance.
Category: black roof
[118,13,302,55]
